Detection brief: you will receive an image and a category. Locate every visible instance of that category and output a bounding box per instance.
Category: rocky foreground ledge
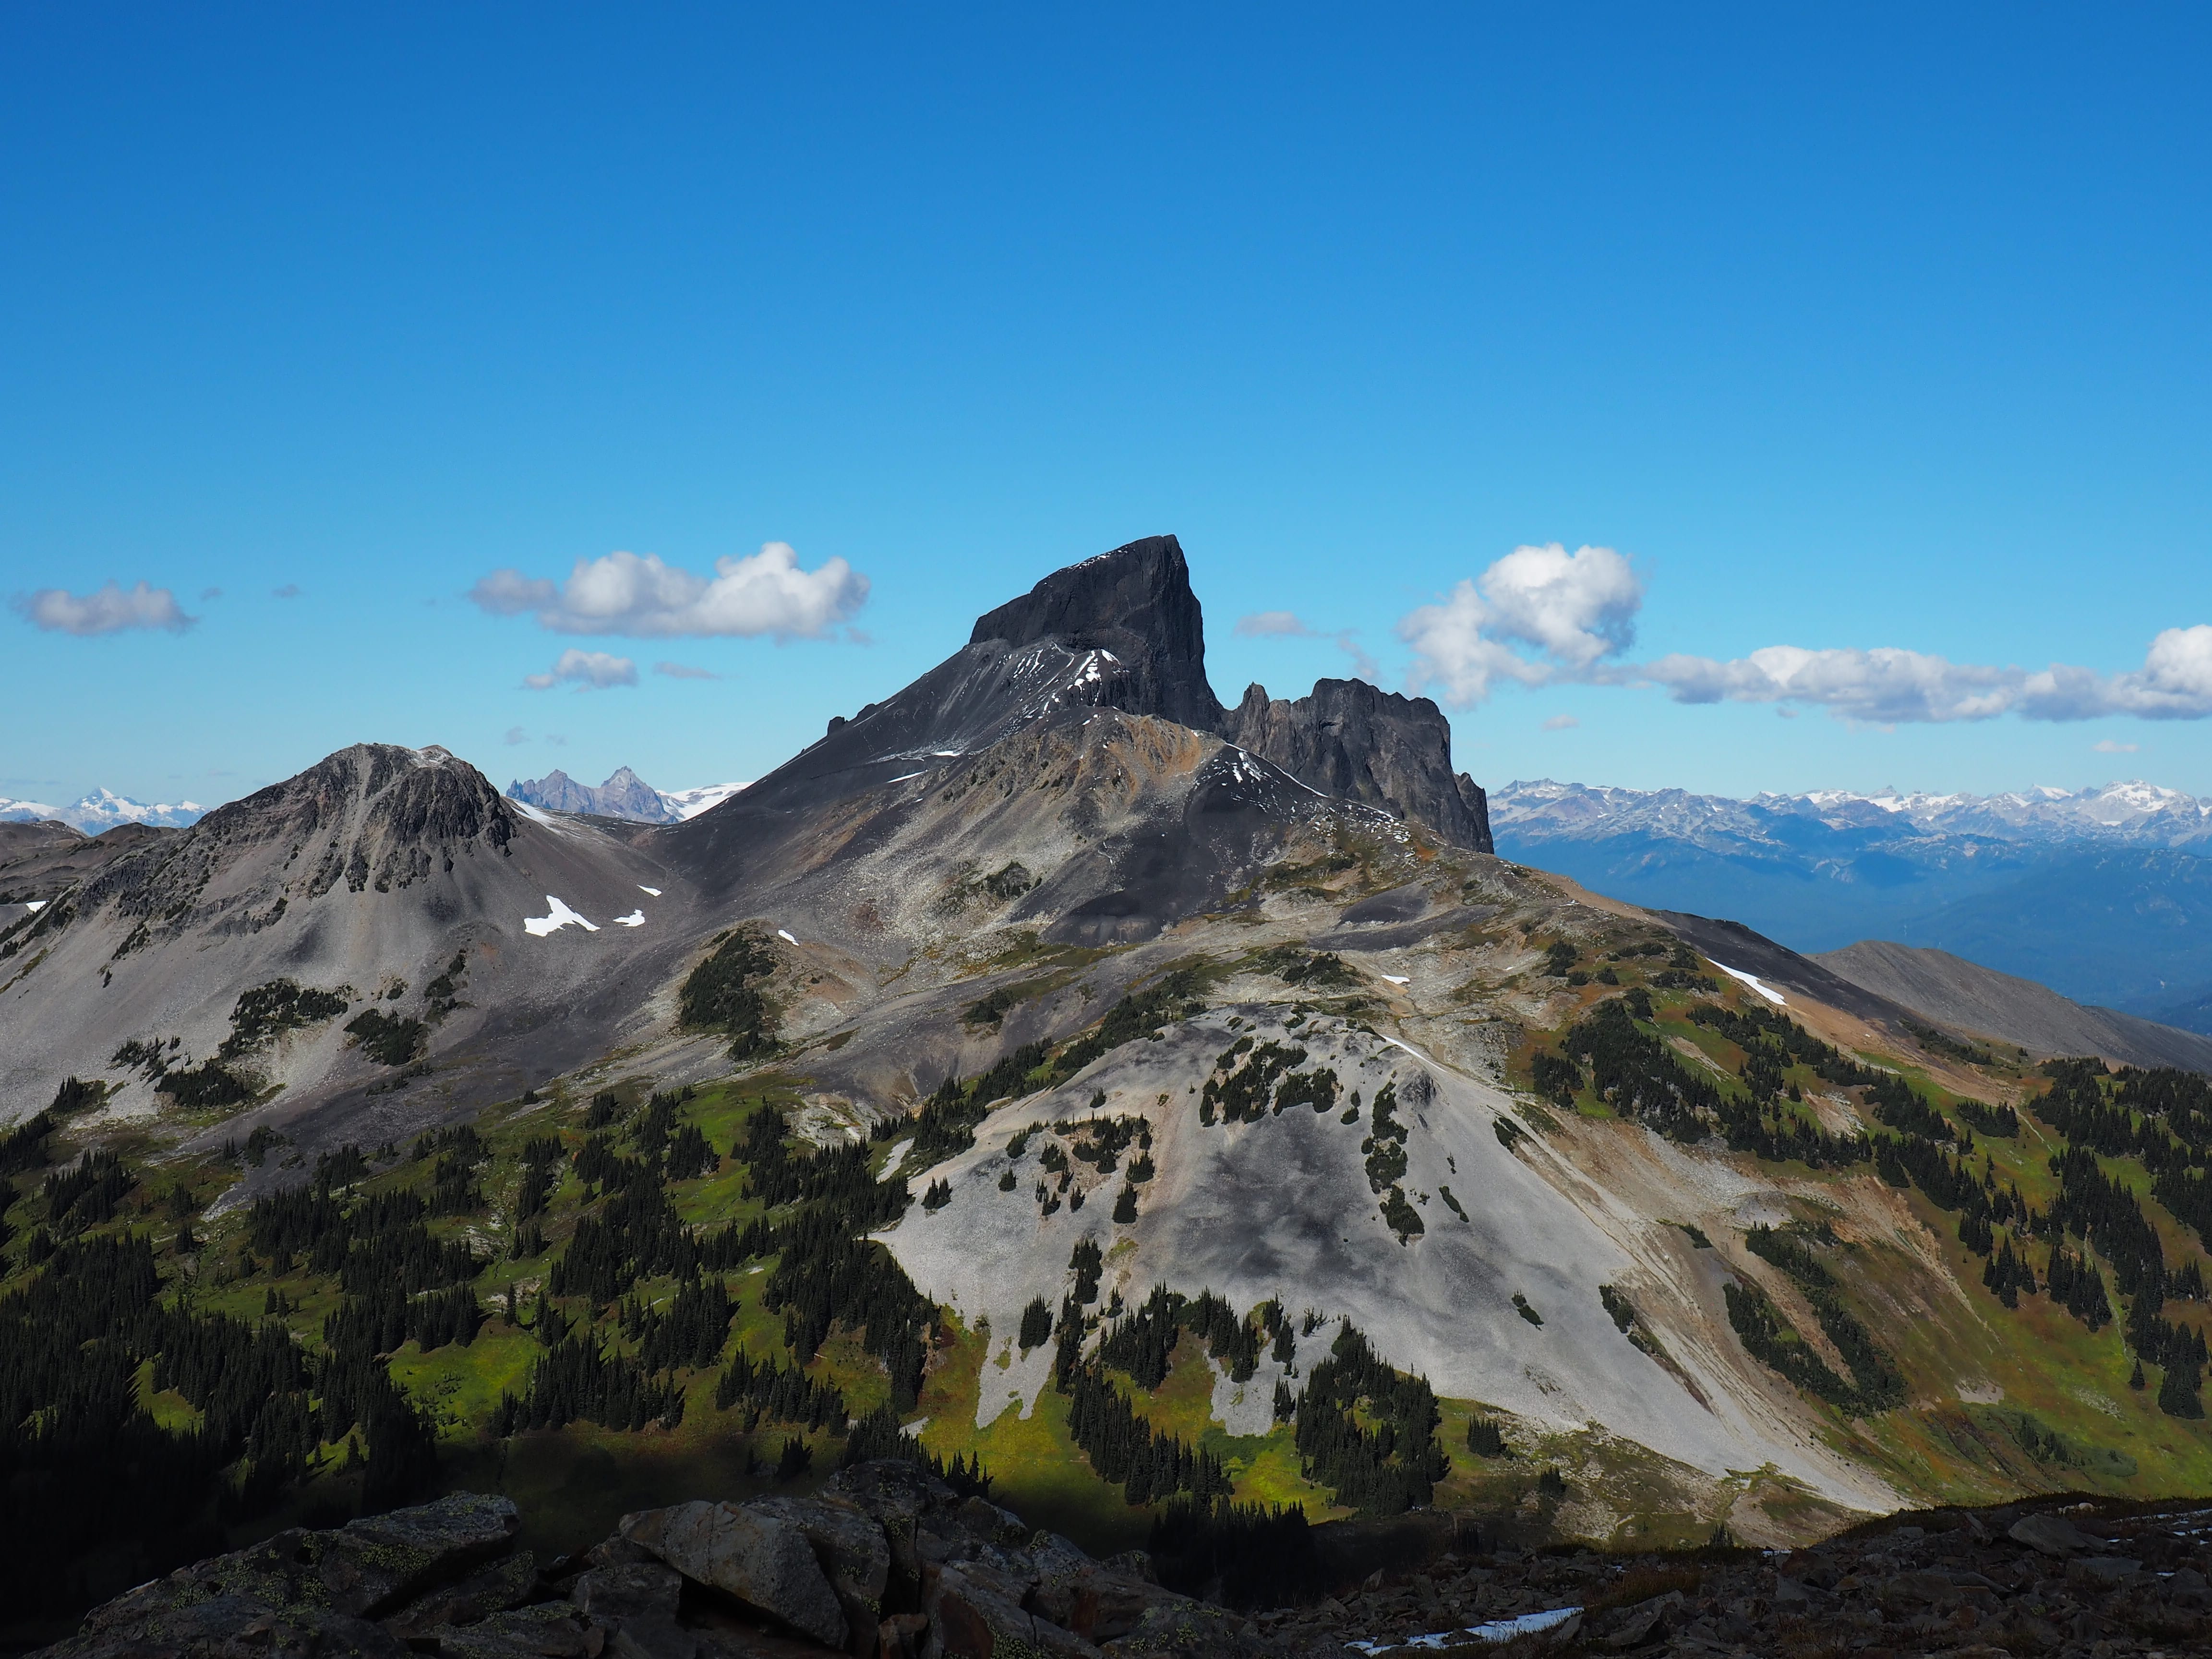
[35,1471,2212,1659]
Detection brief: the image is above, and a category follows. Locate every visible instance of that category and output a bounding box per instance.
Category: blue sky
[4,3,2208,809]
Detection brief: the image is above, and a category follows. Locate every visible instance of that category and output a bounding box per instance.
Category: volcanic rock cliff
[1225,677,1493,853]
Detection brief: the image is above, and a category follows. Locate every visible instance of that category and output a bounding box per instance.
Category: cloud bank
[471,542,868,640]
[524,649,638,691]
[12,580,196,635]
[1396,544,2212,724]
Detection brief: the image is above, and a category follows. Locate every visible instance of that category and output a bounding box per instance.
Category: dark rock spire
[1225,678,1493,853]
[969,534,1226,733]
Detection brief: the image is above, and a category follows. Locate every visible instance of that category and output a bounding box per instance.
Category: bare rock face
[969,534,1226,735]
[620,1501,850,1650]
[40,1493,525,1659]
[1224,678,1493,852]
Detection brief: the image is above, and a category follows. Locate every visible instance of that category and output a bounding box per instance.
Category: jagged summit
[704,534,1491,849]
[968,533,1225,733]
[1227,677,1493,853]
[508,765,676,823]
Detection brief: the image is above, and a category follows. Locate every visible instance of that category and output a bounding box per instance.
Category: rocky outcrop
[51,1479,2212,1659]
[1224,679,1492,852]
[969,535,1226,734]
[37,1468,1232,1659]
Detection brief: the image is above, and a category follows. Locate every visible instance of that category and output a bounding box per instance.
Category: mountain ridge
[6,534,2212,1608]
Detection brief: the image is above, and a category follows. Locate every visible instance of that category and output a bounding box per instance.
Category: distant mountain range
[1491,778,2212,1031]
[505,767,751,823]
[0,787,207,833]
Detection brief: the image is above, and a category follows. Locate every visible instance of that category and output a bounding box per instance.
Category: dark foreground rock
[42,1485,2212,1659]
[36,1465,1218,1659]
[1258,1496,2212,1657]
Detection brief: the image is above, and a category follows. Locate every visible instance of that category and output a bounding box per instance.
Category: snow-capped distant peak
[1487,776,2212,852]
[658,781,752,820]
[3,789,209,833]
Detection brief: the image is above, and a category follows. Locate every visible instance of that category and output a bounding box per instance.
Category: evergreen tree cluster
[2044,1245,2115,1329]
[1362,1079,1423,1242]
[1955,1098,2021,1139]
[345,1008,427,1067]
[498,1332,684,1432]
[1291,1322,1446,1515]
[44,1148,133,1233]
[516,1134,563,1220]
[1199,1037,1309,1125]
[1068,1238,1104,1304]
[713,1347,846,1430]
[1062,1361,1231,1506]
[1148,1498,1318,1610]
[0,1230,329,1616]
[621,1275,734,1371]
[1740,1226,1903,1412]
[1094,1284,1265,1388]
[220,979,351,1058]
[1723,1278,1858,1411]
[677,928,780,1060]
[1562,999,1720,1142]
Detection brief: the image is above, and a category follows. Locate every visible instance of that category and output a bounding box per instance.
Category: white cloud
[654,661,719,680]
[2022,624,2212,721]
[1396,580,1552,704]
[523,649,638,691]
[1629,627,2212,725]
[470,541,868,640]
[1632,644,2021,723]
[503,726,529,745]
[1476,543,1643,666]
[272,583,302,600]
[1541,714,1580,731]
[12,580,195,635]
[1396,541,2212,727]
[1398,544,1641,706]
[2093,738,2139,753]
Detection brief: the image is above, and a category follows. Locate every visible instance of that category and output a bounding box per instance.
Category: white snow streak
[1348,1607,1582,1652]
[638,885,661,896]
[614,910,645,927]
[777,928,798,945]
[1714,962,1787,1004]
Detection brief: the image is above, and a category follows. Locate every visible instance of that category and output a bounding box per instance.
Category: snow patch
[613,910,645,927]
[524,896,601,937]
[638,885,661,896]
[1348,1607,1583,1652]
[777,928,798,945]
[23,900,46,914]
[511,800,570,830]
[1714,962,1786,1004]
[657,781,751,820]
[1380,974,1410,986]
